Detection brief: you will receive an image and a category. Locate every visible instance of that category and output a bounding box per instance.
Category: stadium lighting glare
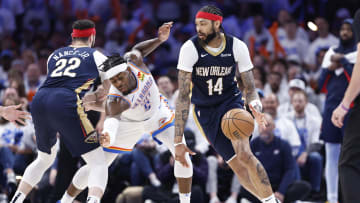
[308,21,318,31]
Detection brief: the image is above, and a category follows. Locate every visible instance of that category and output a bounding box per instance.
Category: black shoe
[84,131,99,143]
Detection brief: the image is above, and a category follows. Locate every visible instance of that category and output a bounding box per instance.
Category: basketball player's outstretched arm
[132,22,173,57]
[174,70,196,167]
[240,70,267,129]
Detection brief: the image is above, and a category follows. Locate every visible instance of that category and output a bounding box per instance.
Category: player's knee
[87,164,108,191]
[174,154,193,178]
[36,150,57,169]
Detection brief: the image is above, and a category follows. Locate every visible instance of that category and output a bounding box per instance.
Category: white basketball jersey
[108,62,161,122]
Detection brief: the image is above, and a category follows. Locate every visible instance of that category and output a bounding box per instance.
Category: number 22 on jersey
[50,57,81,78]
[206,77,223,95]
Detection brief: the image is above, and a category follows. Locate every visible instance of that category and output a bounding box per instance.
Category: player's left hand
[99,132,110,147]
[331,104,348,128]
[249,104,267,130]
[158,21,173,42]
[175,143,196,168]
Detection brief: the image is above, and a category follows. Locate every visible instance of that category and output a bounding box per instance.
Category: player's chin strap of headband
[105,62,128,79]
[71,27,96,38]
[195,11,223,22]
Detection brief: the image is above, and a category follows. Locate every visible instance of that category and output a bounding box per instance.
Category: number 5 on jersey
[50,57,81,78]
[206,78,223,95]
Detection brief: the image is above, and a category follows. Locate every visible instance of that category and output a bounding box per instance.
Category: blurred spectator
[264,72,289,104]
[305,17,339,69]
[157,76,178,109]
[287,60,301,81]
[24,63,44,102]
[317,18,356,203]
[155,0,181,23]
[286,91,323,195]
[131,138,161,187]
[264,59,289,104]
[206,154,240,203]
[155,130,207,203]
[244,15,274,59]
[241,113,311,203]
[0,3,15,36]
[277,79,322,119]
[0,96,35,201]
[280,19,309,63]
[258,93,301,157]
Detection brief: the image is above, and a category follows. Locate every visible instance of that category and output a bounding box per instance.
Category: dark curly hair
[100,54,127,72]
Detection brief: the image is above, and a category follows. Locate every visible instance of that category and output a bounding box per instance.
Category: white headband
[105,63,128,79]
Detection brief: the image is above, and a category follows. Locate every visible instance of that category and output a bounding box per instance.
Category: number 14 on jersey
[206,78,223,95]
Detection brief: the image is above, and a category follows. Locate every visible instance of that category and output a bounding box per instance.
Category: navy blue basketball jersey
[41,47,100,97]
[190,35,241,106]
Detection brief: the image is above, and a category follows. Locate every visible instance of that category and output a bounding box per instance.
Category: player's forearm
[132,38,163,57]
[240,70,261,111]
[90,101,106,112]
[342,44,360,107]
[174,71,192,143]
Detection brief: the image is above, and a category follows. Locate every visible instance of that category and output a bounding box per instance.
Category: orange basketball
[221,108,254,140]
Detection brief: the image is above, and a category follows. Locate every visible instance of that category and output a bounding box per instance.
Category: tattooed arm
[240,70,266,128]
[132,22,173,57]
[174,70,195,167]
[175,70,192,143]
[240,70,262,112]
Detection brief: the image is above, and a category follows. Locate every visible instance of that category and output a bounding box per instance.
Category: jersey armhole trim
[108,94,132,106]
[128,62,151,75]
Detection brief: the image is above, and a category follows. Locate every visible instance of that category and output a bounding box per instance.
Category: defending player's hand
[249,104,267,130]
[331,104,348,128]
[158,21,173,42]
[99,132,110,147]
[1,104,30,126]
[174,143,196,168]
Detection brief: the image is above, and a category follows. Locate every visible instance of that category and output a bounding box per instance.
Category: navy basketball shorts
[193,95,244,162]
[31,88,99,157]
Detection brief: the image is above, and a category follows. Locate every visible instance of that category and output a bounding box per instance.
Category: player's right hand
[100,132,110,147]
[174,143,196,168]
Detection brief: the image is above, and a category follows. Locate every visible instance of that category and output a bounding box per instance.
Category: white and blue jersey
[104,62,175,153]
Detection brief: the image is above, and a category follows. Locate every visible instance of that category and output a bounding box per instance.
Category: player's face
[340,23,353,42]
[110,70,132,94]
[195,18,216,43]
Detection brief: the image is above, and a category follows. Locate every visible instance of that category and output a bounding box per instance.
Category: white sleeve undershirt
[233,37,254,73]
[177,40,198,72]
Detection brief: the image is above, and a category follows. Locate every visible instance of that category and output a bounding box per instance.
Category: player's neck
[70,42,91,48]
[206,33,223,48]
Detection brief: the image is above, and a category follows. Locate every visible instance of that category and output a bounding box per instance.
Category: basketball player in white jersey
[59,22,194,203]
